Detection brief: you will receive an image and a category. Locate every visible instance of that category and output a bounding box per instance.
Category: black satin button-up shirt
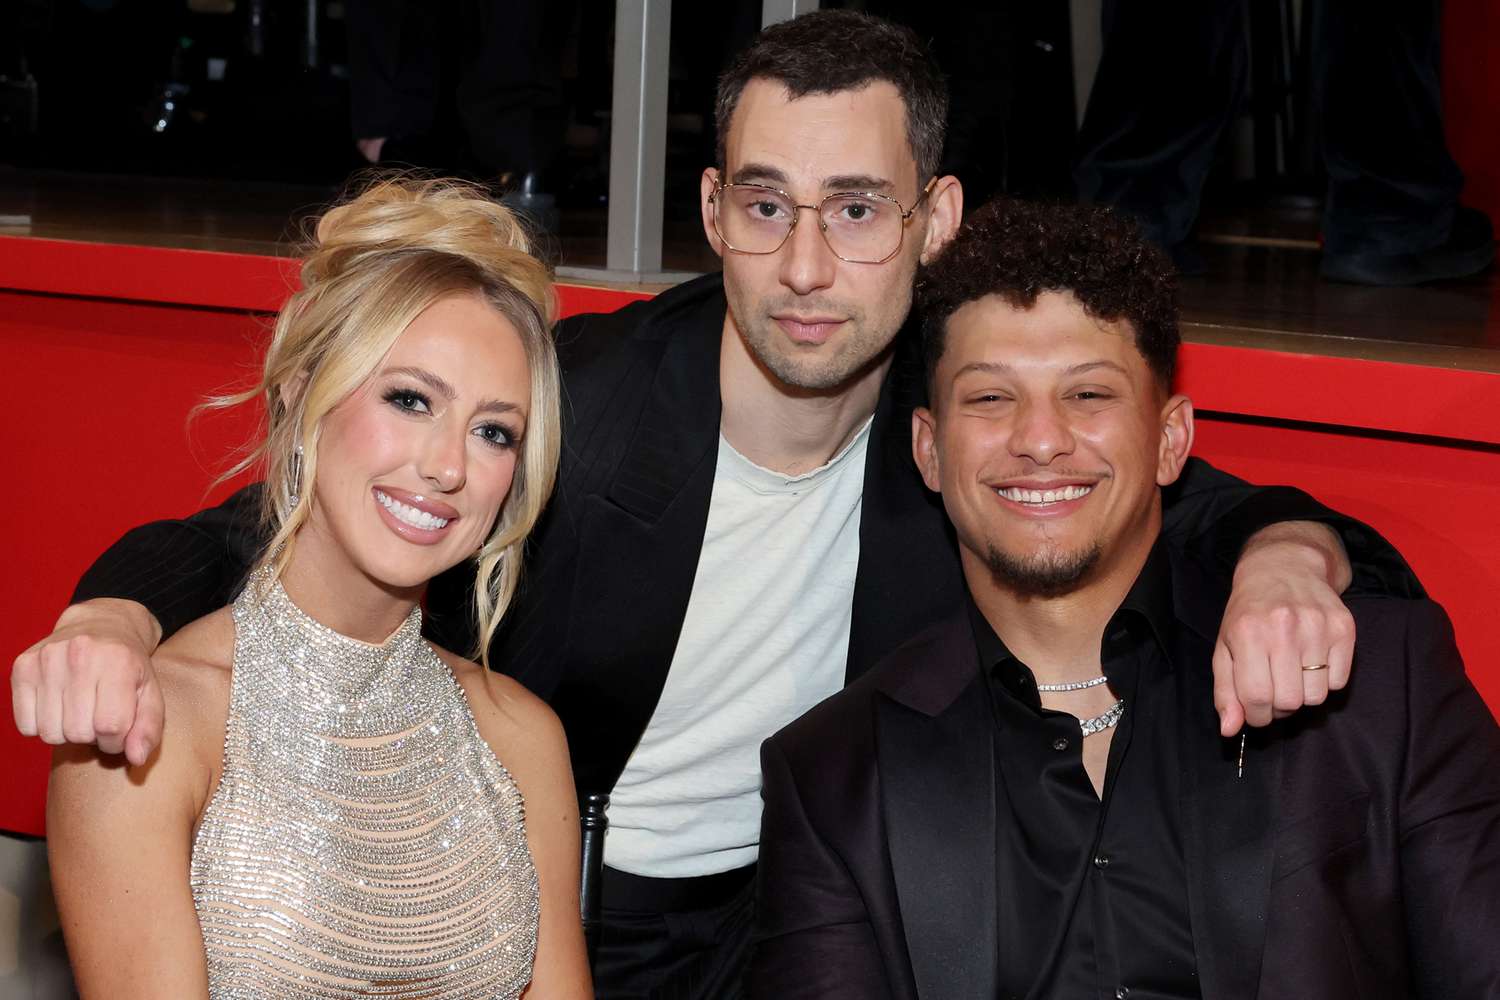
[972,543,1201,1000]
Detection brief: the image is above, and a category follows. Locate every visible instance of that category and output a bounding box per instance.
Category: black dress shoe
[1321,206,1495,286]
[500,171,561,241]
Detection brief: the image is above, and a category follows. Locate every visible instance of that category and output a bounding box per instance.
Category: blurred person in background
[1074,0,1493,284]
[347,0,573,228]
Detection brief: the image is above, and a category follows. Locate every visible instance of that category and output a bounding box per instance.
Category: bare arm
[455,660,591,999]
[46,670,212,999]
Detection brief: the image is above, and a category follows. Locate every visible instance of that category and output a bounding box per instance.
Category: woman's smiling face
[299,291,533,594]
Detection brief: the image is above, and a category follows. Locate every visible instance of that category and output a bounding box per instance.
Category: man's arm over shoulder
[1163,457,1420,598]
[12,485,265,760]
[73,483,266,638]
[1165,458,1426,733]
[750,734,895,1000]
[1381,598,1500,997]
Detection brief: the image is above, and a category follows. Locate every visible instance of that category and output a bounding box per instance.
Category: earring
[288,441,304,508]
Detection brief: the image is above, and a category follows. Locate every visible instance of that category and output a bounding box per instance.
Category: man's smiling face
[703,79,947,392]
[914,291,1193,598]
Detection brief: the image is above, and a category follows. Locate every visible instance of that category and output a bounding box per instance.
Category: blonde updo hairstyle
[210,176,561,663]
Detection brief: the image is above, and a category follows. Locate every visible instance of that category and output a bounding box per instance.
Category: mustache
[763,295,863,320]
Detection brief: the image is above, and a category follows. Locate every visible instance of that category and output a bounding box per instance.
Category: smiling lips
[373,487,459,543]
[991,482,1097,514]
[995,484,1094,505]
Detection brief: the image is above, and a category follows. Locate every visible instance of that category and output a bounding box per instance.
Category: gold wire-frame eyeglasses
[709,176,938,264]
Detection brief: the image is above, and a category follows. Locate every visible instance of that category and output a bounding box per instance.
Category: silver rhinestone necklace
[1036,674,1111,692]
[1078,699,1126,737]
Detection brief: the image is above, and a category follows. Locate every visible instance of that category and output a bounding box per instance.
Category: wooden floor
[3,167,1496,373]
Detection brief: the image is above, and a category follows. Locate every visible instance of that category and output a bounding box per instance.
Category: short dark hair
[715,10,949,185]
[917,198,1179,390]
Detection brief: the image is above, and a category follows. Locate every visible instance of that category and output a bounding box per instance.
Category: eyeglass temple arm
[904,176,939,218]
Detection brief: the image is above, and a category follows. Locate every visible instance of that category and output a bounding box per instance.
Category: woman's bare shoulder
[432,646,574,812]
[130,607,237,812]
[434,647,580,866]
[154,608,235,731]
[434,647,565,749]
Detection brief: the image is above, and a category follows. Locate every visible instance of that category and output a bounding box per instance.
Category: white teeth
[374,489,450,530]
[997,484,1093,505]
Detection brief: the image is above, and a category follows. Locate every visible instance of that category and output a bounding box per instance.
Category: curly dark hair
[917,198,1179,390]
[715,10,949,184]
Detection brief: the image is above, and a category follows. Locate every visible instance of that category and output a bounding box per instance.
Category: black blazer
[75,273,1420,796]
[749,550,1500,1000]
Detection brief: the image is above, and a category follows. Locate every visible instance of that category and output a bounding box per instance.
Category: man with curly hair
[750,199,1500,1000]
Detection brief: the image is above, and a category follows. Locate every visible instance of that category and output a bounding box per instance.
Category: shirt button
[1051,737,1069,751]
[1093,853,1110,869]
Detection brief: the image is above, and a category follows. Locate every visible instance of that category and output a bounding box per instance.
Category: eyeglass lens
[716,186,905,262]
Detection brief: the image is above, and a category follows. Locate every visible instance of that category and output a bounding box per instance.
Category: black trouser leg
[1072,0,1248,249]
[1315,0,1464,255]
[456,0,572,177]
[593,874,756,1000]
[344,0,443,142]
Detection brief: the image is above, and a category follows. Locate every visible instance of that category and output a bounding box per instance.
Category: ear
[1155,393,1195,487]
[912,406,943,494]
[701,167,726,260]
[918,175,963,265]
[275,369,311,417]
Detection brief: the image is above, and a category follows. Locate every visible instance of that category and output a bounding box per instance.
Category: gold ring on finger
[1301,663,1329,672]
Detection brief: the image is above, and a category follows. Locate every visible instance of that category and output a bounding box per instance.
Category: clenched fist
[11,598,166,765]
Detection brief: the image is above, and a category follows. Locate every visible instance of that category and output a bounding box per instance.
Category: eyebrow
[953,359,1132,379]
[823,174,895,193]
[731,163,895,194]
[476,399,526,422]
[383,365,526,422]
[385,365,457,400]
[732,163,790,186]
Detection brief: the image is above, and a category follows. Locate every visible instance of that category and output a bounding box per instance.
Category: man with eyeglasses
[13,10,1421,999]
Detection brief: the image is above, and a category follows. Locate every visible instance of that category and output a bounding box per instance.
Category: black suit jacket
[75,273,1419,796]
[750,550,1500,1000]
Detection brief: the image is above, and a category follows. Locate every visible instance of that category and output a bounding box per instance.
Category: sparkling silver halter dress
[189,574,540,998]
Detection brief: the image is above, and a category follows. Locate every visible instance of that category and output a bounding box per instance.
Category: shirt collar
[966,537,1178,677]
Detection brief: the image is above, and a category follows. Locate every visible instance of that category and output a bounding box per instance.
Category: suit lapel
[876,616,998,1000]
[551,288,724,794]
[1172,556,1283,1000]
[848,332,966,680]
[603,307,723,526]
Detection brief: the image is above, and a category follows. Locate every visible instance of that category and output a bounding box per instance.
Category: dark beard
[983,541,1103,599]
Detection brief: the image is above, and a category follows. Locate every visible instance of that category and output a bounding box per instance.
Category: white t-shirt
[603,419,872,877]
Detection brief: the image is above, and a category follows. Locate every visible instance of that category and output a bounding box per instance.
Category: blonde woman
[46,178,592,999]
